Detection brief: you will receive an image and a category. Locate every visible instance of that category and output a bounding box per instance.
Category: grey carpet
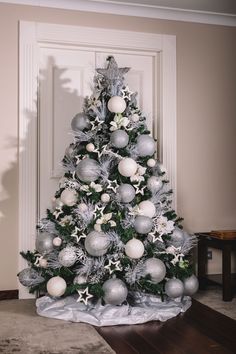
[0,299,115,354]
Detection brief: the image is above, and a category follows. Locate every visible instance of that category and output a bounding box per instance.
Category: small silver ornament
[183,275,199,296]
[73,274,87,285]
[110,129,129,148]
[35,232,54,255]
[101,193,110,203]
[147,176,163,192]
[165,278,184,298]
[58,247,77,267]
[144,258,166,283]
[76,158,100,182]
[134,215,153,234]
[18,268,45,287]
[71,112,90,131]
[117,184,136,203]
[39,258,48,268]
[85,231,110,256]
[137,135,156,157]
[102,278,128,305]
[170,228,185,247]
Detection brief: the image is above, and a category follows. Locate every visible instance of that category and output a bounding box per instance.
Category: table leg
[198,238,208,290]
[222,244,232,301]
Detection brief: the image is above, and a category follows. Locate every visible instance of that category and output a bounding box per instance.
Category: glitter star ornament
[104,259,122,274]
[76,287,93,305]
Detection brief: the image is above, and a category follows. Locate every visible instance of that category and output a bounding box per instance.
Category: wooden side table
[196,232,236,301]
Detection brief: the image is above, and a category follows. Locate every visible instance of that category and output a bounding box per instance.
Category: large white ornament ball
[165,279,184,298]
[60,189,77,207]
[86,143,95,152]
[139,200,156,218]
[118,158,137,177]
[107,96,126,113]
[53,237,62,247]
[102,278,128,305]
[125,238,145,259]
[110,130,129,148]
[76,158,100,182]
[147,176,163,192]
[183,275,199,296]
[144,258,166,283]
[58,247,77,267]
[117,184,136,203]
[101,193,110,203]
[35,232,54,255]
[137,135,156,157]
[134,215,153,234]
[71,112,90,131]
[73,274,87,285]
[147,158,156,168]
[47,276,67,297]
[85,231,110,256]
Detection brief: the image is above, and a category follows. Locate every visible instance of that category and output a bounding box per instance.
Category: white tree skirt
[36,293,192,326]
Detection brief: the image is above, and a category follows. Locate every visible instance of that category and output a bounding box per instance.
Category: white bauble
[73,274,87,285]
[47,276,67,297]
[53,237,62,247]
[118,158,137,177]
[58,247,77,267]
[147,176,163,192]
[139,200,156,218]
[183,275,199,296]
[131,113,140,122]
[147,158,156,168]
[71,112,90,131]
[117,184,136,203]
[137,135,156,157]
[39,258,48,268]
[110,130,129,148]
[76,158,100,182]
[85,231,110,257]
[77,203,88,213]
[60,189,77,207]
[165,279,184,298]
[107,96,126,113]
[134,215,153,234]
[125,238,144,259]
[101,193,110,203]
[35,232,54,255]
[144,258,166,283]
[102,278,128,305]
[86,143,95,152]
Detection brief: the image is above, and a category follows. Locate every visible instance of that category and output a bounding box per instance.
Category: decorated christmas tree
[18,56,198,325]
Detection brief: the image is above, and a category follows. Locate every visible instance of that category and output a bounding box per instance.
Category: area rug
[0,299,115,354]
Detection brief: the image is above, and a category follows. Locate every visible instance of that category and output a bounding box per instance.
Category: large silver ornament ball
[47,276,67,297]
[58,247,77,267]
[165,279,184,298]
[117,184,136,203]
[35,232,54,255]
[144,258,166,283]
[71,112,90,131]
[85,231,110,256]
[183,275,199,296]
[102,278,128,305]
[134,215,153,234]
[137,135,156,157]
[110,129,129,148]
[147,176,163,192]
[170,228,185,247]
[107,96,126,113]
[18,268,44,287]
[76,158,100,182]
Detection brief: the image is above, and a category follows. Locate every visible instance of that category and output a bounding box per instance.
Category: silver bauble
[165,279,184,298]
[76,158,100,182]
[58,247,77,267]
[71,112,90,131]
[35,232,54,255]
[117,184,136,203]
[102,278,128,305]
[170,228,185,247]
[134,215,153,234]
[147,176,163,192]
[18,268,45,287]
[110,130,129,148]
[137,135,156,157]
[183,275,199,296]
[144,258,166,283]
[85,231,110,256]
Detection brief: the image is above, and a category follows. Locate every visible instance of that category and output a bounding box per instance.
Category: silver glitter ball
[35,232,54,255]
[137,135,156,157]
[183,275,199,296]
[85,231,110,256]
[170,228,185,247]
[117,183,136,203]
[144,258,166,283]
[134,215,153,234]
[76,158,100,182]
[110,129,129,148]
[58,247,77,267]
[165,278,184,298]
[18,268,44,287]
[147,176,163,192]
[73,274,87,285]
[102,278,128,305]
[71,112,90,131]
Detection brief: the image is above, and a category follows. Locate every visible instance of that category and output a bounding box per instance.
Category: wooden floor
[96,299,236,354]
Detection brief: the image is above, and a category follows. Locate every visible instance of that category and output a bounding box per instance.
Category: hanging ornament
[86,143,95,152]
[71,112,90,131]
[102,278,128,305]
[134,215,153,234]
[138,200,156,218]
[170,228,185,247]
[183,275,199,296]
[60,189,78,207]
[77,203,89,213]
[58,246,77,267]
[118,158,137,177]
[35,232,54,255]
[101,193,110,203]
[107,96,126,113]
[136,135,156,157]
[18,268,45,287]
[76,287,93,305]
[46,276,67,297]
[76,158,101,182]
[130,113,140,122]
[165,279,184,298]
[39,258,48,268]
[147,158,156,168]
[104,259,122,274]
[125,238,145,259]
[117,184,136,203]
[110,129,129,148]
[52,237,62,247]
[84,231,110,256]
[144,258,166,283]
[73,274,87,285]
[147,176,163,192]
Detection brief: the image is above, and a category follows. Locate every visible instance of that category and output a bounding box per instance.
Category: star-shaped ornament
[104,260,122,274]
[34,253,44,267]
[90,116,103,131]
[148,231,164,243]
[96,56,130,83]
[106,179,119,193]
[134,184,146,195]
[71,227,86,243]
[94,204,106,217]
[53,207,63,219]
[76,287,93,305]
[121,86,133,100]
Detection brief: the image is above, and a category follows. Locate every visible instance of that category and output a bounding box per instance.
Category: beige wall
[0,3,235,290]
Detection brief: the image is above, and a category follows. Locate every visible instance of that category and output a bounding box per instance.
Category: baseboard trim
[0,290,19,300]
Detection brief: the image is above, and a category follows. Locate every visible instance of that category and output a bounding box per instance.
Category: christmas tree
[18,56,198,325]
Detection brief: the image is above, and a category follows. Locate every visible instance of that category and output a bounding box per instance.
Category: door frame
[19,21,176,298]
